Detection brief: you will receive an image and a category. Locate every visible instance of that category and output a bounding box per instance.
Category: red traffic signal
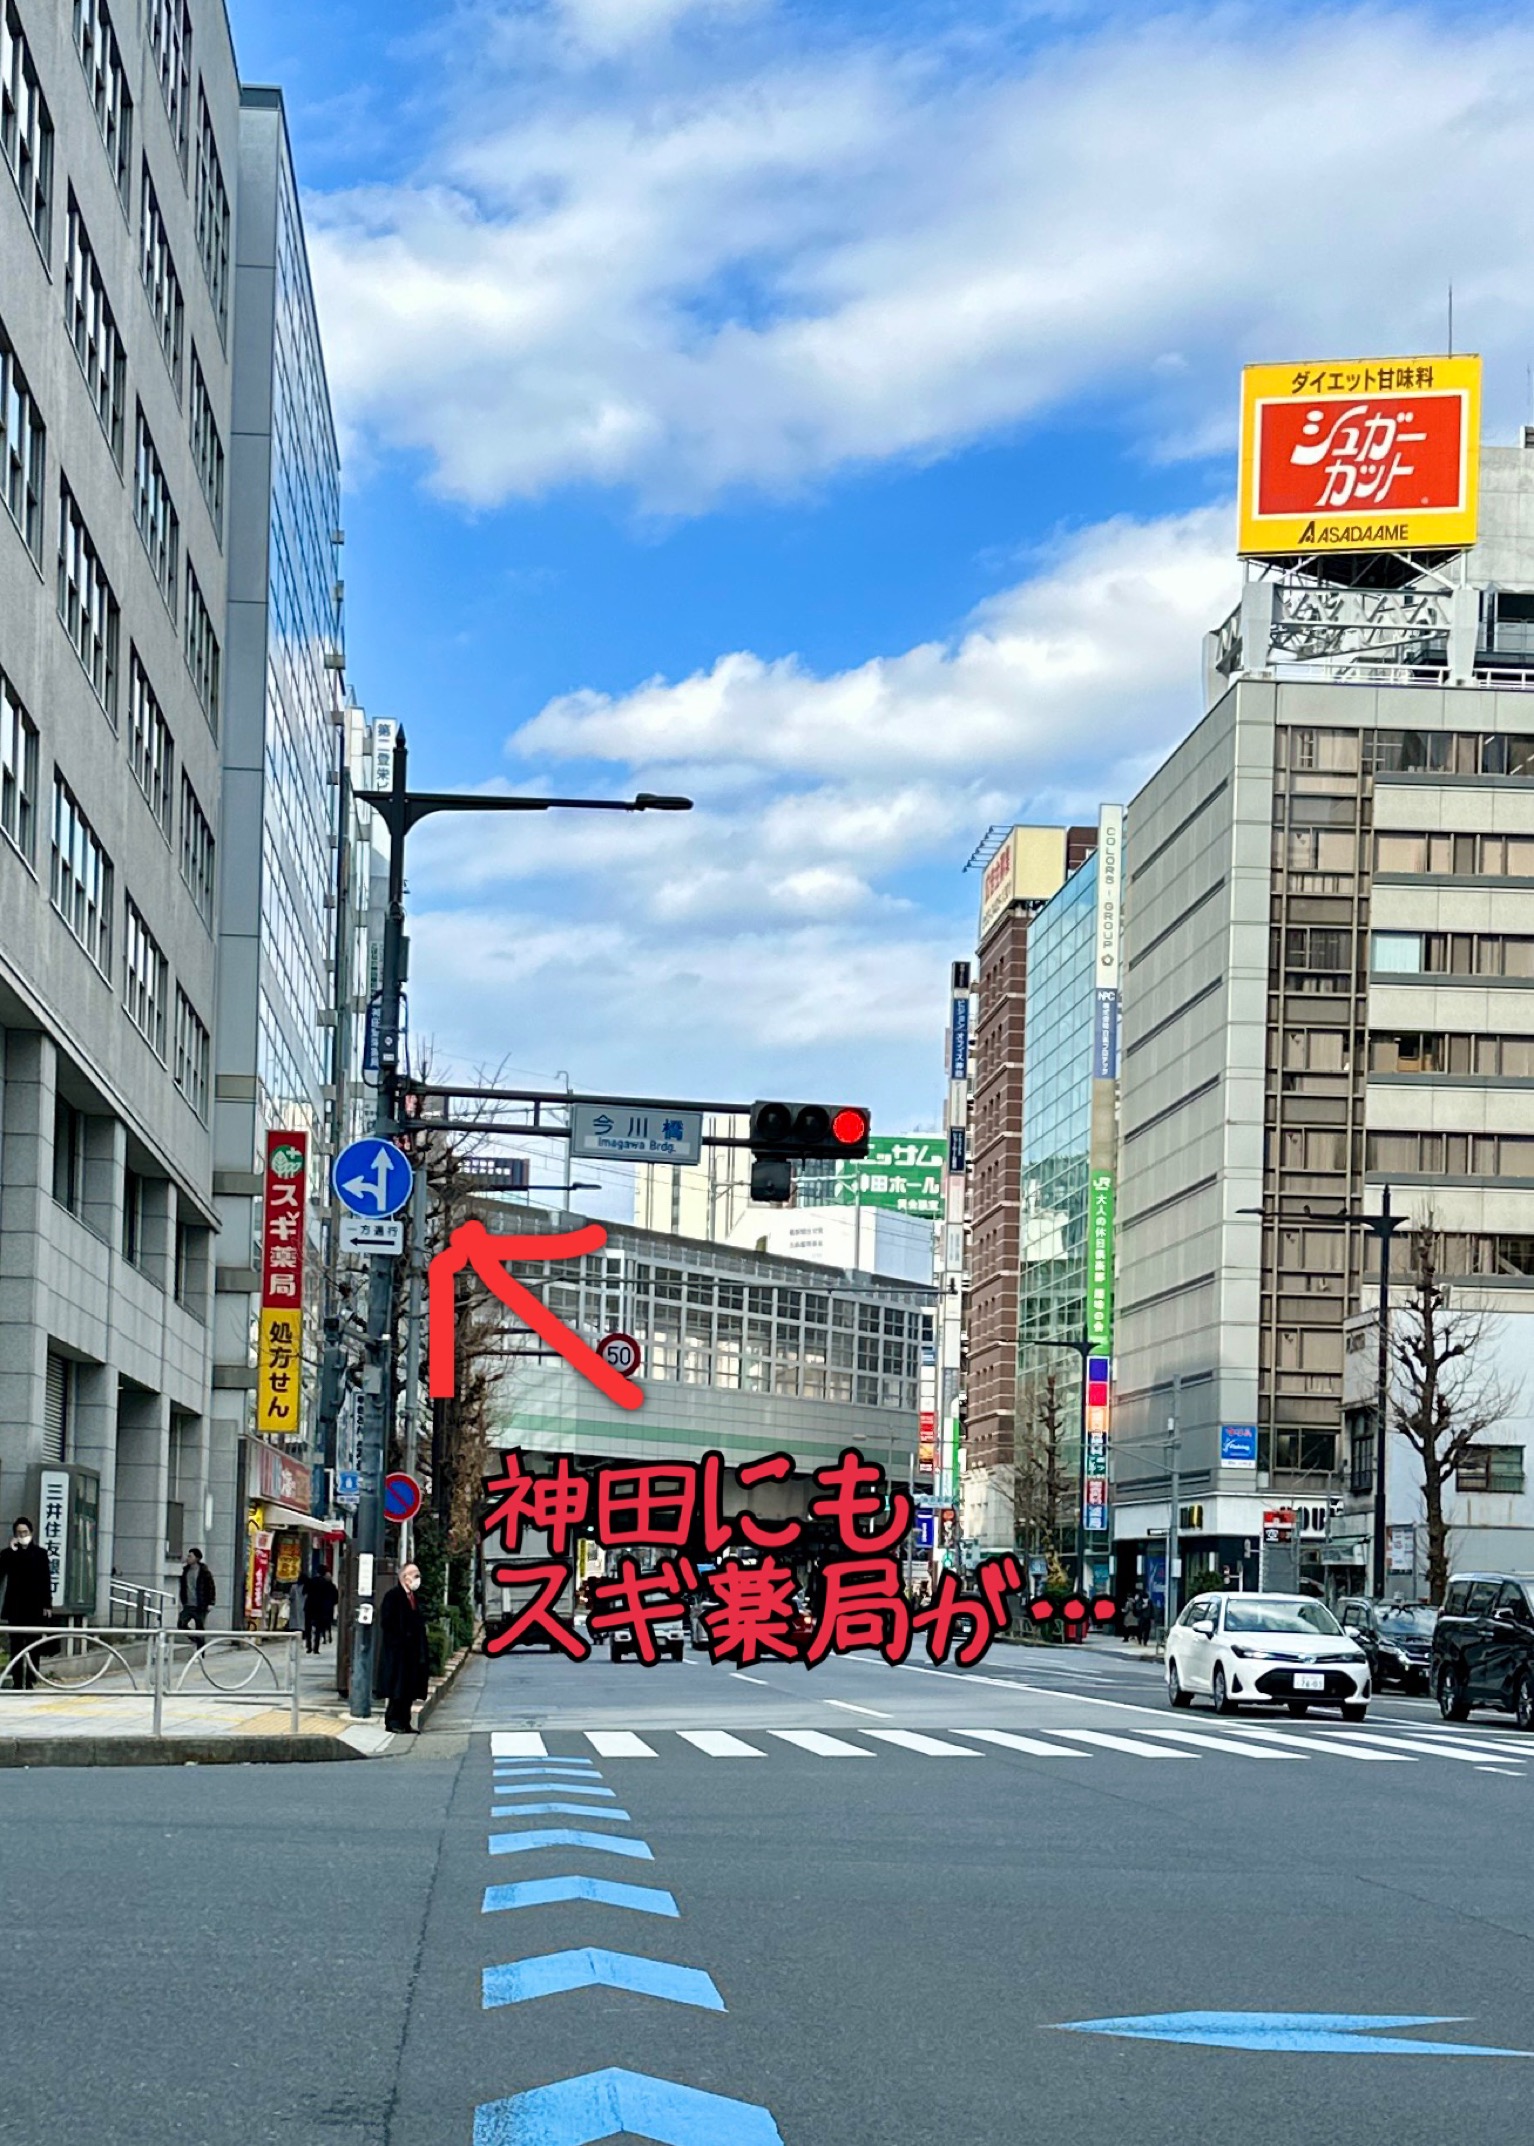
[750,1102,872,1161]
[832,1106,870,1147]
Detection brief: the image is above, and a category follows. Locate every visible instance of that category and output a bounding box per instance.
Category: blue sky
[227,0,1534,1143]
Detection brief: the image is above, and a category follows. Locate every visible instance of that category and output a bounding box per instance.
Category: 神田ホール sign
[1238,354,1480,557]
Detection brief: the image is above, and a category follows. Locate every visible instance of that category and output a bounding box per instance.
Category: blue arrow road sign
[332,1137,413,1218]
[1054,2012,1534,2056]
[482,1949,724,2012]
[473,2068,783,2146]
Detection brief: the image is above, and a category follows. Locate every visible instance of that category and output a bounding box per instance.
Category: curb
[415,1631,479,1733]
[0,1733,367,1768]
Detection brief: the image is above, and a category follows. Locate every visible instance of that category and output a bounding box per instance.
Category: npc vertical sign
[256,1129,308,1437]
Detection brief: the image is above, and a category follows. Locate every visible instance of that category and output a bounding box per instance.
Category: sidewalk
[0,1626,472,1764]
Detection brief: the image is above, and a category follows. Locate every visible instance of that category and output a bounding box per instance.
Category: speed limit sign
[596,1331,642,1378]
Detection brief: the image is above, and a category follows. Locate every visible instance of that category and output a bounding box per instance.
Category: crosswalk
[489,1722,1530,1773]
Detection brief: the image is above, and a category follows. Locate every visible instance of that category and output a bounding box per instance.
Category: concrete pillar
[0,1030,54,1508]
[69,1358,118,1619]
[110,1381,170,1600]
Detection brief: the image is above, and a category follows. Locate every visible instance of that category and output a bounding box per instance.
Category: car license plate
[1293,1672,1325,1691]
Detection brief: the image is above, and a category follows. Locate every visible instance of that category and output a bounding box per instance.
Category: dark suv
[1336,1598,1436,1692]
[1431,1574,1534,1727]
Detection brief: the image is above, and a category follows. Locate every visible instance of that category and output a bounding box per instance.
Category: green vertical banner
[1086,1169,1115,1352]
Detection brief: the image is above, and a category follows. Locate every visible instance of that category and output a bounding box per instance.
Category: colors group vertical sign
[256,1129,308,1436]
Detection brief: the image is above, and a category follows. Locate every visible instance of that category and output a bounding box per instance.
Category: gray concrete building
[1113,433,1534,1606]
[0,0,240,1617]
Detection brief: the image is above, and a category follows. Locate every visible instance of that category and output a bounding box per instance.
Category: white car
[1165,1592,1370,1720]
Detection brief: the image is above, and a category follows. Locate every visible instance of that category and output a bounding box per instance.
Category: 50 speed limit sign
[596,1331,642,1378]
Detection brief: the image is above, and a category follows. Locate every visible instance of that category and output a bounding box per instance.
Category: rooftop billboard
[1238,354,1480,558]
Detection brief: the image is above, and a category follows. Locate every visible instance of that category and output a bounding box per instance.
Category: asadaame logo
[1297,519,1410,548]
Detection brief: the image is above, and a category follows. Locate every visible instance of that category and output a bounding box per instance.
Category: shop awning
[261,1502,346,1536]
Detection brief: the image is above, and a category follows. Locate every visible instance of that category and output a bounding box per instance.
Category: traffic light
[748,1101,872,1205]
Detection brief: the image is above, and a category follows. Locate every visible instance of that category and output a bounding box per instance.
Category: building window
[1376,830,1534,879]
[52,1094,84,1213]
[63,198,126,463]
[1366,1130,1534,1177]
[57,485,120,719]
[127,655,173,836]
[0,3,53,257]
[1370,1031,1534,1079]
[1455,1446,1526,1495]
[50,772,113,975]
[73,0,132,202]
[0,667,37,861]
[0,322,44,558]
[1365,729,1534,779]
[178,771,215,924]
[133,408,179,617]
[122,894,167,1056]
[1347,1414,1376,1497]
[148,0,191,171]
[173,987,209,1117]
[193,86,229,337]
[1369,931,1534,979]
[139,163,184,393]
[122,1164,143,1264]
[184,561,220,730]
[188,349,223,536]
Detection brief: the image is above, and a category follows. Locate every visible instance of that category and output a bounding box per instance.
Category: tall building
[963,824,1094,1546]
[0,0,241,1614]
[633,1118,752,1242]
[211,86,346,1616]
[1113,419,1534,1603]
[1015,806,1123,1590]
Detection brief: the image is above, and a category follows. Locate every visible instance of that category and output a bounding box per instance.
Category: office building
[1113,424,1534,1601]
[725,1202,935,1286]
[0,0,242,1615]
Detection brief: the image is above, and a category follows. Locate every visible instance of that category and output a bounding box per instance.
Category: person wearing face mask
[0,1519,53,1689]
[376,1562,431,1734]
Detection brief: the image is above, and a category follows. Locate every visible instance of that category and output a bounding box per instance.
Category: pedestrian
[303,1563,338,1653]
[377,1562,431,1734]
[1124,1586,1149,1645]
[1132,1588,1155,1646]
[0,1518,52,1689]
[177,1547,216,1648]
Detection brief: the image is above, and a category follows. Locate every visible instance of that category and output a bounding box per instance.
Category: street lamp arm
[354,788,694,833]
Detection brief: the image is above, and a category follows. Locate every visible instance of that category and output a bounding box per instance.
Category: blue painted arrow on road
[493,1783,617,1799]
[1054,2012,1534,2056]
[482,1949,723,2012]
[489,1829,653,1860]
[472,2067,783,2145]
[483,1878,679,1918]
[491,1804,633,1821]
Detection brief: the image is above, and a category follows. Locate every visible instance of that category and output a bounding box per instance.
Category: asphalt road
[5,1640,1534,2144]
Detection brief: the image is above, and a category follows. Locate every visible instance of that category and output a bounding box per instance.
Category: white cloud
[556,0,764,54]
[310,9,1534,506]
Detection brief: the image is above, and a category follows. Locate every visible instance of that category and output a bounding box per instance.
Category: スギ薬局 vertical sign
[256,1129,308,1436]
[1239,355,1480,557]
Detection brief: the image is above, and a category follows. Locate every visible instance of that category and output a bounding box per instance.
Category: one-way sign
[570,1104,702,1166]
[333,1137,413,1217]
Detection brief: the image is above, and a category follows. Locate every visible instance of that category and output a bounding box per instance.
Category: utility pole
[397,1144,430,1567]
[1165,1372,1182,1633]
[1365,1185,1408,1598]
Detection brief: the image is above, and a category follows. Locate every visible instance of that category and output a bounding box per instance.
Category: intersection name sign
[570,1104,703,1167]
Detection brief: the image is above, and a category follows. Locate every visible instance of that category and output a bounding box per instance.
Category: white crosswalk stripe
[1347,1731,1528,1766]
[585,1731,658,1757]
[1229,1725,1412,1761]
[1046,1728,1195,1759]
[677,1730,765,1758]
[490,1732,549,1758]
[1127,1726,1306,1759]
[770,1730,873,1757]
[957,1730,1086,1758]
[865,1729,981,1756]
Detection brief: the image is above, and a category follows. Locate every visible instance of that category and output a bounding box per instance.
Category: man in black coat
[0,1518,53,1689]
[178,1548,216,1649]
[303,1563,339,1653]
[377,1562,430,1733]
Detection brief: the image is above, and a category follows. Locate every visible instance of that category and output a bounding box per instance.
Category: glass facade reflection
[1015,850,1098,1559]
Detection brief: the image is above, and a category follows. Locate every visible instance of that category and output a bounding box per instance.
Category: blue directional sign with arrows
[472,2067,784,2146]
[332,1136,413,1218]
[1054,2011,1534,2056]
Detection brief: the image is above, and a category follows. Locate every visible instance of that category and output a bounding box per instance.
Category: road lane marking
[1229,1727,1412,1761]
[824,1699,890,1718]
[586,1731,658,1757]
[490,1731,549,1757]
[492,1782,618,1798]
[489,1829,654,1859]
[491,1803,633,1820]
[473,2067,785,2145]
[482,1949,724,2012]
[956,1729,1086,1758]
[1346,1732,1527,1766]
[677,1730,765,1758]
[769,1730,873,1757]
[1126,1727,1306,1759]
[483,1877,680,1917]
[1046,1728,1195,1759]
[865,1729,980,1756]
[731,1673,773,1687]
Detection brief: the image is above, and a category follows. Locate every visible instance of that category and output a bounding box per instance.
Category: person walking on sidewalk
[178,1548,216,1649]
[303,1563,338,1654]
[378,1562,430,1734]
[0,1518,52,1688]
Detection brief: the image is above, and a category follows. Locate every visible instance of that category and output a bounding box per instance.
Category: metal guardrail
[0,1627,303,1736]
[108,1582,177,1629]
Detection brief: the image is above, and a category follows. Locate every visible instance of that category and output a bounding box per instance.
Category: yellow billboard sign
[978,826,1068,939]
[1238,354,1480,557]
[255,1306,303,1437]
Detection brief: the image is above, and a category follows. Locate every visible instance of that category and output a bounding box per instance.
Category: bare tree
[1014,1371,1069,1558]
[1388,1227,1520,1603]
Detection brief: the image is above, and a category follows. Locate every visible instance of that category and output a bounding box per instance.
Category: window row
[65,194,126,463]
[1365,1131,1534,1178]
[149,0,191,172]
[1455,1446,1526,1495]
[1371,932,1534,979]
[1281,727,1534,779]
[74,0,132,201]
[52,479,220,727]
[140,162,184,393]
[1370,1031,1534,1079]
[2,659,215,926]
[1376,830,1534,880]
[0,321,43,555]
[1,0,51,256]
[193,86,229,336]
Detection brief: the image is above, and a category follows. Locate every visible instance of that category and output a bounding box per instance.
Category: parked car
[1336,1598,1437,1692]
[1430,1574,1534,1727]
[1165,1591,1370,1719]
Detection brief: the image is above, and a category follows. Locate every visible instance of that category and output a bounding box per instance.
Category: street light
[342,733,692,1719]
[1238,1188,1408,1599]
